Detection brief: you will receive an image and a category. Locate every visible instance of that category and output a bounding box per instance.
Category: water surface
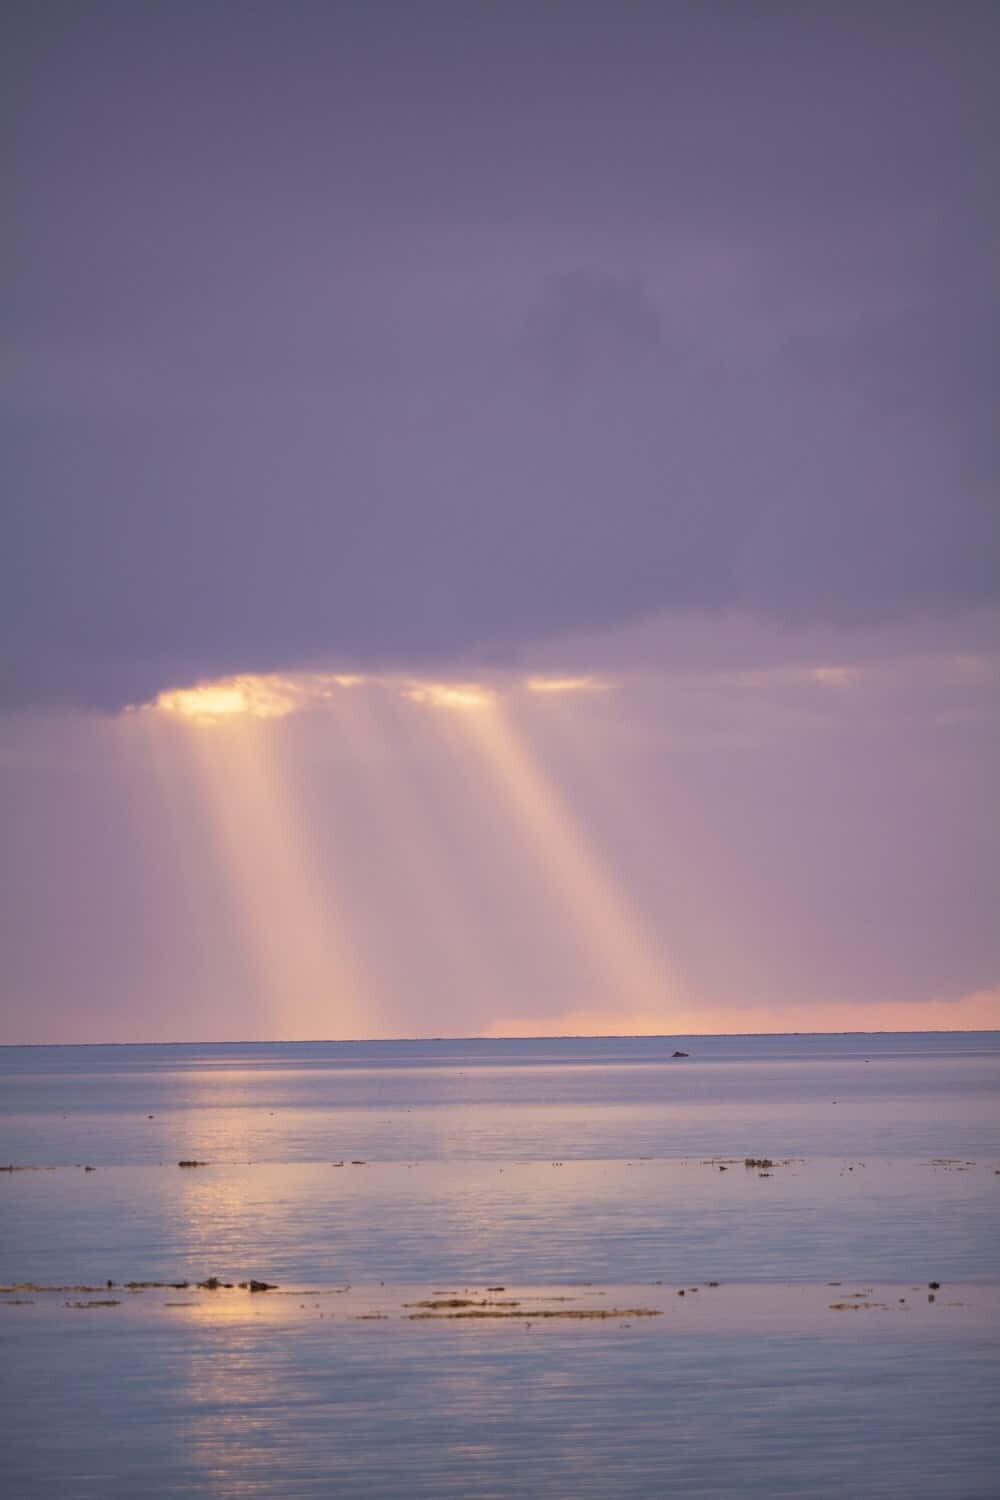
[2,1033,998,1497]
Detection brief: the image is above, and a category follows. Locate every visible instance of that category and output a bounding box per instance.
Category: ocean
[2,1032,998,1497]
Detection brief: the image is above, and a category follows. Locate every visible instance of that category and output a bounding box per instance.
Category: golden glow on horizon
[487,988,1000,1037]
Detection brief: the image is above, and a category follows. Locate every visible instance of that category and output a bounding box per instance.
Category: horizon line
[1,1028,998,1049]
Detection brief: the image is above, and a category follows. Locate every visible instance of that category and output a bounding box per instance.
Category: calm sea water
[2,1033,999,1497]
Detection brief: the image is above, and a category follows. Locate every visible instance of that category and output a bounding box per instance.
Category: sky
[2,1,998,1042]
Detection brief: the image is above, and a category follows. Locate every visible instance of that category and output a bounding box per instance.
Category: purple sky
[2,3,997,1041]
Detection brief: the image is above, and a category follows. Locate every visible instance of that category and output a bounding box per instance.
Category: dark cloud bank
[3,1,997,710]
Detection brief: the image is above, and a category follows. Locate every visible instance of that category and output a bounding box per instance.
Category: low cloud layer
[4,2,997,711]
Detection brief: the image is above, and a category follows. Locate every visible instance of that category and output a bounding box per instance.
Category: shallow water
[2,1033,998,1496]
[4,1158,999,1288]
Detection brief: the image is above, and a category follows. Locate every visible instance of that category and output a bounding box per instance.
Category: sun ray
[325,687,515,1023]
[140,707,374,1040]
[454,700,677,1021]
[132,667,678,1037]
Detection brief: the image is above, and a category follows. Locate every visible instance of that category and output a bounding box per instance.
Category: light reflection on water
[3,1159,999,1287]
[2,1035,998,1497]
[5,1300,999,1499]
[3,1036,999,1164]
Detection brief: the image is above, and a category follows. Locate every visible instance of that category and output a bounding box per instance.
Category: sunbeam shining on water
[3,3,998,1496]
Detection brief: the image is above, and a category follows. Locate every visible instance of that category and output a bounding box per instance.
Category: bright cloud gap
[131,670,610,724]
[130,656,880,726]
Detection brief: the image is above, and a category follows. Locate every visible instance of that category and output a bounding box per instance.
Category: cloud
[138,666,608,723]
[2,4,997,711]
[142,671,501,723]
[520,269,664,383]
[145,672,365,724]
[522,675,607,695]
[112,609,1000,745]
[401,682,496,710]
